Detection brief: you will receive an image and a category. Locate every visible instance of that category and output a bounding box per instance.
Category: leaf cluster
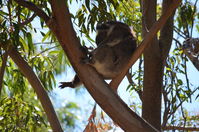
[0,95,49,132]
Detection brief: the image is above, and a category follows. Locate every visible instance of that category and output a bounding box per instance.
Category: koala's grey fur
[59,21,136,88]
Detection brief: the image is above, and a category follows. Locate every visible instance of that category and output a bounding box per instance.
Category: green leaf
[27,32,34,54]
[166,67,171,71]
[42,30,51,42]
[177,79,183,85]
[85,0,90,11]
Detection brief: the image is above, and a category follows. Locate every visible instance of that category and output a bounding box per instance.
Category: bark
[160,0,176,63]
[142,0,177,130]
[141,0,162,130]
[14,0,157,131]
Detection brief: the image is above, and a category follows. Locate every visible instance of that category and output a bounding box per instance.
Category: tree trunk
[142,0,176,130]
[142,0,163,130]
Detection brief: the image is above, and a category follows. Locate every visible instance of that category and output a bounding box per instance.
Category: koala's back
[109,37,136,76]
[91,36,136,79]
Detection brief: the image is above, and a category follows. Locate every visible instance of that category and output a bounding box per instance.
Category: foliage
[57,102,80,131]
[0,95,49,132]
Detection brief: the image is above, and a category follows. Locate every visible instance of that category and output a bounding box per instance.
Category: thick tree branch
[1,45,63,132]
[110,0,182,90]
[14,0,50,23]
[159,0,176,63]
[50,0,158,131]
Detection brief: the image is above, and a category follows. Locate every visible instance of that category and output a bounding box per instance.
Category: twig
[162,126,199,131]
[14,0,50,23]
[190,0,199,36]
[174,26,186,39]
[126,71,143,100]
[19,13,37,27]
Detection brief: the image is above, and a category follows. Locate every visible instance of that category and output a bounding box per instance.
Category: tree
[0,0,198,131]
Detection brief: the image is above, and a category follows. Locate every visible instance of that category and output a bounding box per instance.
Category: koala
[59,21,136,88]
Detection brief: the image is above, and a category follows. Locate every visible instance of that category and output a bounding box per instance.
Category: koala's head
[95,21,134,46]
[95,22,111,45]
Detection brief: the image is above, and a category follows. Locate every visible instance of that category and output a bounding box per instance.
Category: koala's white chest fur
[92,60,117,79]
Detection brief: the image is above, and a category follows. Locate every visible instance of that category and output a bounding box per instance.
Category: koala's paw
[59,82,74,89]
[81,56,95,65]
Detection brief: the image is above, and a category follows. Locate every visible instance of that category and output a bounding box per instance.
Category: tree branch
[50,0,158,131]
[1,45,63,132]
[0,50,9,96]
[14,0,50,23]
[19,13,37,27]
[110,0,182,90]
[163,126,199,131]
[159,0,176,63]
